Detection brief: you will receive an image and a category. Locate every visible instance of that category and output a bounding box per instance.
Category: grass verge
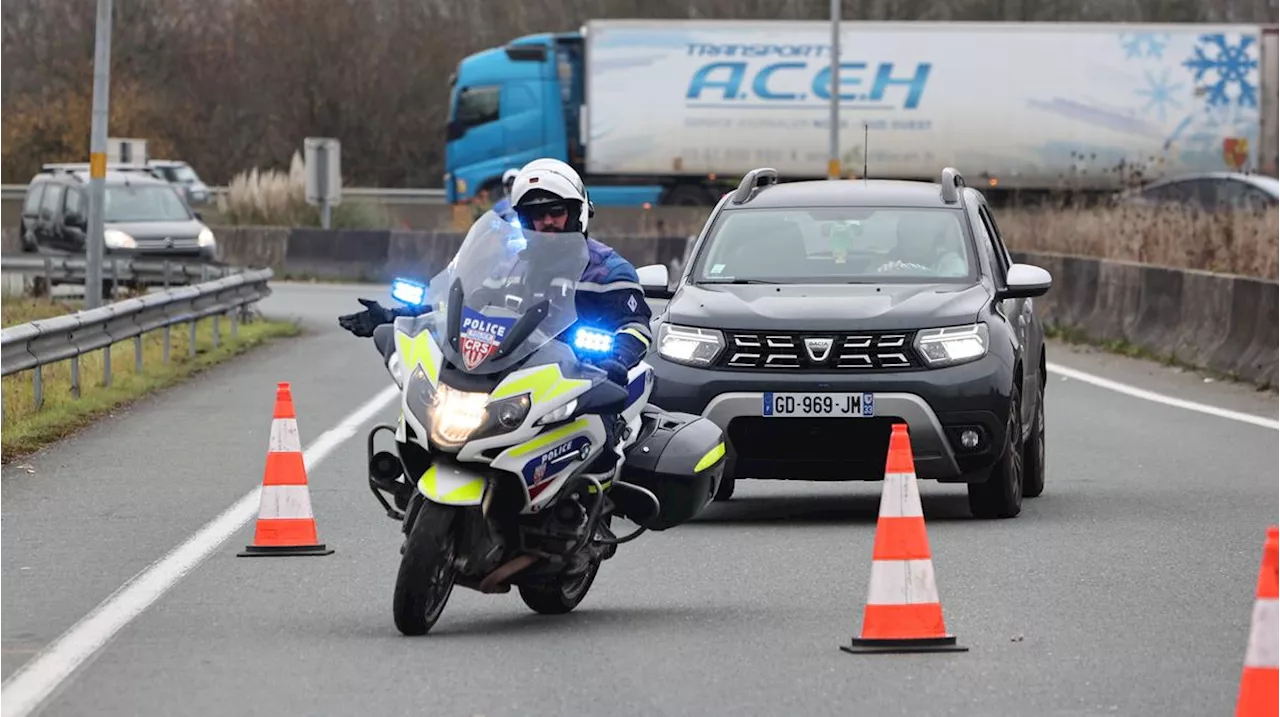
[2,294,301,462]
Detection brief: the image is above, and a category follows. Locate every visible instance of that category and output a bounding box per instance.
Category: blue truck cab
[444,32,667,208]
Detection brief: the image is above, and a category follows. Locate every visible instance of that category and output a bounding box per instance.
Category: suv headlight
[198,227,216,247]
[657,324,724,367]
[913,323,989,367]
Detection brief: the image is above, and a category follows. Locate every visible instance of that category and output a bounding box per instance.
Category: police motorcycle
[363,210,727,636]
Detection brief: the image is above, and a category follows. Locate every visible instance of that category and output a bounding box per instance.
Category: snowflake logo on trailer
[459,306,516,370]
[1183,34,1260,109]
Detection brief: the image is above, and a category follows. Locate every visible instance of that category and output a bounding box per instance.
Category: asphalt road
[3,281,1277,717]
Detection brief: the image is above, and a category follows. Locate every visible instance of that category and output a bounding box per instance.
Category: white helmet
[510,158,593,233]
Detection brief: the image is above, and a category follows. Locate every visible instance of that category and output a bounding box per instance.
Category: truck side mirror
[447,120,467,141]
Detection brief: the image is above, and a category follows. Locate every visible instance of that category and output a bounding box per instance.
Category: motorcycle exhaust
[476,553,538,593]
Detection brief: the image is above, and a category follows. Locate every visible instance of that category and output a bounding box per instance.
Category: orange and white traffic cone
[841,423,966,654]
[238,382,334,557]
[1234,525,1278,716]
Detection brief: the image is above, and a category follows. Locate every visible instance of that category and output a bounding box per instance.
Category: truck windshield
[694,207,976,284]
[454,85,500,127]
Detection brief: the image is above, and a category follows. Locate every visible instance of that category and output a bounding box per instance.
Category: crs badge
[459,306,516,370]
[1223,137,1250,171]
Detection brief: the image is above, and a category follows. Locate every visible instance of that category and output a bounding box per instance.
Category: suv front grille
[718,330,920,371]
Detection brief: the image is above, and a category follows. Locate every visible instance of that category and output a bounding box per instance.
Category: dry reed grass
[997,204,1279,280]
[216,152,386,228]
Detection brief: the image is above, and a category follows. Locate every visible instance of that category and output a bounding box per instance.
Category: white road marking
[0,385,400,717]
[1046,362,1279,431]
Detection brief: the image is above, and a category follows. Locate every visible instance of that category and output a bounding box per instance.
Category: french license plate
[762,392,874,418]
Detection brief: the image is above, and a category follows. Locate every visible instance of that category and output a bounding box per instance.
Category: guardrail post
[102,337,112,387]
[71,356,81,399]
[189,318,197,358]
[213,313,220,350]
[163,260,171,289]
[135,333,143,373]
[34,366,44,409]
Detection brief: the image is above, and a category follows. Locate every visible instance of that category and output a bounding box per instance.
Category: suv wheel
[967,380,1023,519]
[1021,375,1046,498]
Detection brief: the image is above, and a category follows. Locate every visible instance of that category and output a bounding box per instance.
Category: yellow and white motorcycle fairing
[387,313,652,514]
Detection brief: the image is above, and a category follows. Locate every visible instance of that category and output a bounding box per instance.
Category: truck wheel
[1021,375,1046,498]
[663,184,714,206]
[967,381,1023,519]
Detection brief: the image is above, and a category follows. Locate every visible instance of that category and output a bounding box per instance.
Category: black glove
[598,358,629,386]
[338,298,397,337]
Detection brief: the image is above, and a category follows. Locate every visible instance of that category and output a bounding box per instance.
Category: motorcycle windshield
[425,210,589,375]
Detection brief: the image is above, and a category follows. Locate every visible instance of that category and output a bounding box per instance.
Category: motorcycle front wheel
[393,501,457,635]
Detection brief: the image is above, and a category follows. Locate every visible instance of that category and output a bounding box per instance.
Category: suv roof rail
[939,167,965,205]
[40,162,160,176]
[730,167,779,204]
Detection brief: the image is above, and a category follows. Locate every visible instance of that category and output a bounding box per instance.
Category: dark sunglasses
[520,203,569,221]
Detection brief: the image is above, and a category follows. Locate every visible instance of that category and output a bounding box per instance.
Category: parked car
[636,167,1052,519]
[147,159,213,205]
[1112,171,1279,213]
[19,163,217,262]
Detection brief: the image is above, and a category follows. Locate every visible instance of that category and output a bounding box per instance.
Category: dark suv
[19,163,217,261]
[636,167,1053,519]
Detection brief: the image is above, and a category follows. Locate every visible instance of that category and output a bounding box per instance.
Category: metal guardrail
[0,184,446,204]
[1,253,237,289]
[1,268,274,412]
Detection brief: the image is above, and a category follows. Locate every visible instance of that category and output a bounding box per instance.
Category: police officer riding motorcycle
[338,158,653,483]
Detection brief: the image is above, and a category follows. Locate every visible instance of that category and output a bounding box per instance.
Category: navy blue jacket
[571,238,653,368]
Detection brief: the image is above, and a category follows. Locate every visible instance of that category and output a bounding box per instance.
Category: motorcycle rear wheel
[518,556,600,615]
[393,501,457,635]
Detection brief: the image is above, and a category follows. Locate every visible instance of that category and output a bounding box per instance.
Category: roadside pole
[827,0,841,180]
[85,0,113,309]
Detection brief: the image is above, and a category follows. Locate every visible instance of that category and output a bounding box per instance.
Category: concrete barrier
[1013,250,1278,388]
[206,227,1278,389]
[210,225,699,284]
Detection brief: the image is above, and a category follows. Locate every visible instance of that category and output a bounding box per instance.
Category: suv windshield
[694,207,976,284]
[104,185,192,222]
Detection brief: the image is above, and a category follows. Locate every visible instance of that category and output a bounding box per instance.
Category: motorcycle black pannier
[618,408,726,531]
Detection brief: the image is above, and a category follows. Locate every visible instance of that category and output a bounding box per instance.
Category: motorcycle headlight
[428,383,490,449]
[657,324,724,367]
[424,384,531,450]
[913,323,989,367]
[536,398,578,426]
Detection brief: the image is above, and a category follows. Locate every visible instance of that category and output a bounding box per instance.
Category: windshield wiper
[699,278,780,285]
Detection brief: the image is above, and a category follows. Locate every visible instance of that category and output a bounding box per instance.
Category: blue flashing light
[391,278,427,306]
[573,326,614,354]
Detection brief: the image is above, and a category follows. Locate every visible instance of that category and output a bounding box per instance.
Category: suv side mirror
[64,211,86,228]
[193,210,203,221]
[637,264,673,300]
[997,263,1052,300]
